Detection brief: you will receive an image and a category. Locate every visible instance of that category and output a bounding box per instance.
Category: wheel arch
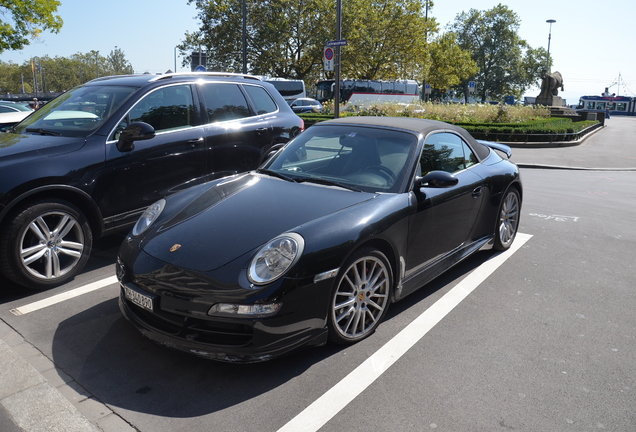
[0,185,105,238]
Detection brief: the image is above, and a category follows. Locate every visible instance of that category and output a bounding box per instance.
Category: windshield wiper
[296,177,362,192]
[25,128,62,136]
[255,168,296,182]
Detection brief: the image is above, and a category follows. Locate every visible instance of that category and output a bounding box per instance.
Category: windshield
[13,84,138,137]
[263,124,418,193]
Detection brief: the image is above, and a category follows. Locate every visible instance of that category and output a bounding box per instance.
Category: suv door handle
[472,186,483,198]
[188,137,204,146]
[255,127,268,135]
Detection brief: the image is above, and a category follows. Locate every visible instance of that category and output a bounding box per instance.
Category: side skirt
[394,235,493,302]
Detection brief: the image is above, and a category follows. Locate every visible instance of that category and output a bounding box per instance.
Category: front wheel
[328,248,392,344]
[494,188,521,251]
[0,199,93,289]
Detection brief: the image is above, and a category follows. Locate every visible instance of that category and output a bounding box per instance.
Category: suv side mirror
[116,122,156,152]
[414,170,459,189]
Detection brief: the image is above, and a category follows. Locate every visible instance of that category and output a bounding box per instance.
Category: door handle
[187,137,204,146]
[472,186,482,198]
[255,127,268,135]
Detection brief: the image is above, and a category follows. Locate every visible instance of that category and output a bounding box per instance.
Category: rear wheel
[0,199,93,289]
[328,248,392,344]
[494,188,520,251]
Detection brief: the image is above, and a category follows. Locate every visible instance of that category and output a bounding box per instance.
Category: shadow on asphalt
[47,247,493,418]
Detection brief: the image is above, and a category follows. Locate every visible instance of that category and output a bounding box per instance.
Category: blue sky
[3,0,635,104]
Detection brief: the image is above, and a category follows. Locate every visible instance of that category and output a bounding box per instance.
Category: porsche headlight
[248,233,304,285]
[132,199,165,236]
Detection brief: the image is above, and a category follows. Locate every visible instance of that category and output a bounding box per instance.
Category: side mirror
[415,170,459,189]
[116,122,155,152]
[258,143,286,166]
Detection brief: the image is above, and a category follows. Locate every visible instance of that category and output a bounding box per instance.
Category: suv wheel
[0,199,93,289]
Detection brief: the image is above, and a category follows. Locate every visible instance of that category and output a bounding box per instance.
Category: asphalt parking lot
[1,116,635,431]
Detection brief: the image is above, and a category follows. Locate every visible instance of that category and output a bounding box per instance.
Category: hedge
[298,114,599,142]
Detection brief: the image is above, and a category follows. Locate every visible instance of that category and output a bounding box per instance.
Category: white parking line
[10,275,118,316]
[278,233,532,432]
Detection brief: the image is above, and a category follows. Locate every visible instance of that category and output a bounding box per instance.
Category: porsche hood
[139,173,377,272]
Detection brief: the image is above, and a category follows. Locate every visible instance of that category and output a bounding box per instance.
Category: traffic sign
[324,47,334,71]
[326,39,348,47]
[194,65,206,72]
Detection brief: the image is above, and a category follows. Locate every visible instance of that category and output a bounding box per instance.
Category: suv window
[421,132,478,174]
[127,84,194,132]
[243,85,278,115]
[200,83,252,122]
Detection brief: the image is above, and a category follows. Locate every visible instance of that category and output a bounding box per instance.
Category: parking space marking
[10,275,118,316]
[278,233,532,432]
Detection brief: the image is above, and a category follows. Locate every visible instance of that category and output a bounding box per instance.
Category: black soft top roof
[319,116,491,160]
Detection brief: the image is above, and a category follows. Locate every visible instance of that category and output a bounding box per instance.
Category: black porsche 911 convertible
[116,116,522,362]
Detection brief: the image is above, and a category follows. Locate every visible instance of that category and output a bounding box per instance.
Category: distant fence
[2,92,64,102]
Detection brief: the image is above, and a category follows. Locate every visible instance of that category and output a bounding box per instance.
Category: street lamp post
[242,0,247,73]
[334,0,342,118]
[546,19,556,72]
[174,46,177,73]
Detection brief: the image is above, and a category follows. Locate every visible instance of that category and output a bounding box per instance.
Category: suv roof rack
[152,72,262,82]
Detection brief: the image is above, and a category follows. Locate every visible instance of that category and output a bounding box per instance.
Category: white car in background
[0,102,34,130]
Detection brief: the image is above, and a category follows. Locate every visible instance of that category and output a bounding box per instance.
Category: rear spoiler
[477,140,512,159]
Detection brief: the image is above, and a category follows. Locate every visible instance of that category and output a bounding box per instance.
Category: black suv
[0,72,304,289]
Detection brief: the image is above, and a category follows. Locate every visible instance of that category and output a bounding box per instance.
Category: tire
[494,188,521,251]
[0,199,93,289]
[328,248,392,344]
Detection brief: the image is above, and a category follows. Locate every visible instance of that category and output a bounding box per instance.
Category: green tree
[0,48,136,94]
[523,46,550,92]
[0,61,29,93]
[106,46,135,75]
[181,0,333,80]
[181,0,437,87]
[449,4,543,102]
[426,32,478,95]
[340,0,435,81]
[0,0,63,53]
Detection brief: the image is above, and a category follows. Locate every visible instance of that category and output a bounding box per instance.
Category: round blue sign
[194,65,206,72]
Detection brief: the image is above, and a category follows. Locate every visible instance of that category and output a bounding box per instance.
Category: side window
[128,84,194,132]
[420,132,478,175]
[243,85,278,115]
[200,83,252,122]
[111,84,194,140]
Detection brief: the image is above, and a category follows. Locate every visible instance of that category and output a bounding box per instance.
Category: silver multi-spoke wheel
[1,199,92,289]
[329,249,391,343]
[20,210,85,279]
[495,188,520,251]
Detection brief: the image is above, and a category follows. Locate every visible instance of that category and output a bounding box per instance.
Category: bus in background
[263,78,306,104]
[577,95,636,116]
[315,79,421,106]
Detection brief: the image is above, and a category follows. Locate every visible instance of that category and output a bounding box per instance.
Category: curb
[517,163,636,171]
[499,122,605,148]
[0,319,136,432]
